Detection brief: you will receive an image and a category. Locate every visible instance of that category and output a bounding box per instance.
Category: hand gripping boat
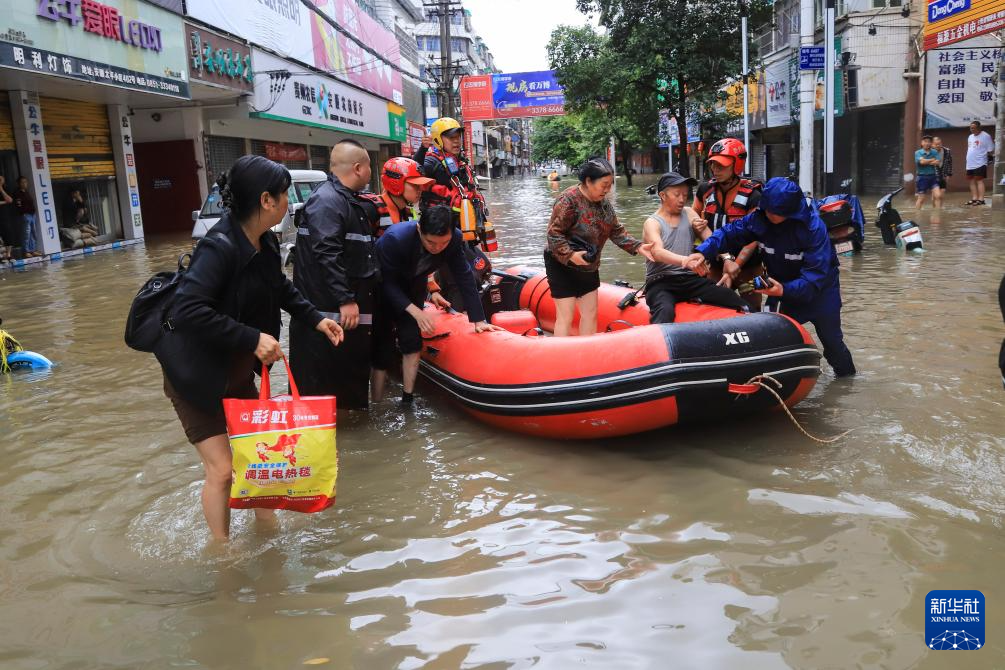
[418,268,822,439]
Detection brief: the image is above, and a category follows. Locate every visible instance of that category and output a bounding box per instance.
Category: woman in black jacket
[159,155,343,541]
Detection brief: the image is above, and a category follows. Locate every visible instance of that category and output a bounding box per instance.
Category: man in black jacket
[291,139,378,409]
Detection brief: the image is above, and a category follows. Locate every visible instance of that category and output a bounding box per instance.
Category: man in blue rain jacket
[684,177,856,377]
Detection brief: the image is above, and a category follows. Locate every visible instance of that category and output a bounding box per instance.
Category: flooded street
[1,175,1003,669]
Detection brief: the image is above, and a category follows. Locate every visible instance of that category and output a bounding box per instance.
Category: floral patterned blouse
[545,185,641,272]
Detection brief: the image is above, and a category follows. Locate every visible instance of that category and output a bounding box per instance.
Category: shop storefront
[0,0,187,263]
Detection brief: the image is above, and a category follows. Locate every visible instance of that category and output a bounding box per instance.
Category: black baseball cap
[657,172,698,192]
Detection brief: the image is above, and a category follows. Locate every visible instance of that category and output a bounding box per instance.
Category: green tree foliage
[569,0,771,177]
[531,110,620,169]
[547,25,660,186]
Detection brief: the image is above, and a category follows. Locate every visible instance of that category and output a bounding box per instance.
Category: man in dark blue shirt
[373,205,502,402]
[685,177,856,377]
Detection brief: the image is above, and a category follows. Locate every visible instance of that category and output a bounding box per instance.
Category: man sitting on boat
[684,177,856,377]
[642,172,749,324]
[374,205,502,404]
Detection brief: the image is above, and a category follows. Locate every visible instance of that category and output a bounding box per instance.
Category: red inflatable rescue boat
[418,267,821,439]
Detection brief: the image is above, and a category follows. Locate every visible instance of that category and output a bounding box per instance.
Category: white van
[191,169,328,263]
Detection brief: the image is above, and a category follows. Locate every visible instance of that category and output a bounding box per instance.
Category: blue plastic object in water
[6,351,53,369]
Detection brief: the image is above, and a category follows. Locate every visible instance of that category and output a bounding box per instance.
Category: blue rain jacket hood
[759,177,812,224]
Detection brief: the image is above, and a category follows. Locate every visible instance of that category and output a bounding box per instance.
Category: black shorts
[163,356,258,445]
[373,278,427,367]
[544,251,600,299]
[966,166,987,178]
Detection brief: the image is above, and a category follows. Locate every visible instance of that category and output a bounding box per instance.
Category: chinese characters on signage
[187,24,252,90]
[37,0,164,52]
[924,41,999,127]
[923,0,1005,50]
[460,71,566,121]
[2,43,186,96]
[293,81,366,128]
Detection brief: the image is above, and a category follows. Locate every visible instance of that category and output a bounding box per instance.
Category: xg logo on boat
[723,331,750,345]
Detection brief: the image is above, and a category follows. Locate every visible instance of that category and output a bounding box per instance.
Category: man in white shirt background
[965,120,995,206]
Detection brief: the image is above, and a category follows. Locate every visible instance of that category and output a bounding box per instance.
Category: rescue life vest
[700,178,762,231]
[356,192,418,237]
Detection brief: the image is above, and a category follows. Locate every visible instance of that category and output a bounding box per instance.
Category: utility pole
[823,0,835,194]
[439,0,453,117]
[740,0,750,175]
[799,0,814,195]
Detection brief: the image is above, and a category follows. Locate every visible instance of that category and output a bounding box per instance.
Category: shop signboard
[403,120,425,156]
[460,71,565,121]
[923,36,998,127]
[765,60,791,127]
[721,71,766,131]
[250,49,392,140]
[265,142,308,162]
[923,0,1004,50]
[0,0,188,98]
[186,23,253,92]
[310,0,403,105]
[387,102,407,142]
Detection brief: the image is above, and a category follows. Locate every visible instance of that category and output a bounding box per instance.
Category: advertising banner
[658,110,700,147]
[721,72,766,131]
[460,71,565,121]
[923,0,1004,50]
[265,142,309,162]
[251,49,392,140]
[186,0,312,64]
[310,0,403,105]
[764,60,791,127]
[403,120,425,156]
[924,37,999,127]
[0,0,188,98]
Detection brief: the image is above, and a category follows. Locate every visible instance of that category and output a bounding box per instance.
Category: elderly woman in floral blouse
[544,158,652,336]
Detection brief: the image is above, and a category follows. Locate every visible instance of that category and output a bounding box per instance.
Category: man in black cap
[642,172,749,323]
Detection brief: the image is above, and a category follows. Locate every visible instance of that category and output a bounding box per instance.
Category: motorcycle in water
[875,176,923,251]
[816,179,865,256]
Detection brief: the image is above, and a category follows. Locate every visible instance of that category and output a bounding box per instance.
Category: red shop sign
[265,142,308,162]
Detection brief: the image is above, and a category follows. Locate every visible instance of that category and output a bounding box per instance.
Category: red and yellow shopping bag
[223,357,337,512]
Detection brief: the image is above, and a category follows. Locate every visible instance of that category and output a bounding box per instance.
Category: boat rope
[0,329,24,375]
[731,373,851,444]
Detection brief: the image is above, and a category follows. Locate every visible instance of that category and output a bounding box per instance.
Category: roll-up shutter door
[0,92,15,152]
[750,139,766,182]
[39,97,114,179]
[860,107,902,193]
[205,135,245,185]
[310,145,329,172]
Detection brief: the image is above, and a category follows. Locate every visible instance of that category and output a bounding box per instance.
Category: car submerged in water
[191,169,327,265]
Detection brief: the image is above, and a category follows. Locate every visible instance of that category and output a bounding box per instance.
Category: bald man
[291,139,380,409]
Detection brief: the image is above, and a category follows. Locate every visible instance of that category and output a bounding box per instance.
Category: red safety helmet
[706,138,747,175]
[381,157,433,196]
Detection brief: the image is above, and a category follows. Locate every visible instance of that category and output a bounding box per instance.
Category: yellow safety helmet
[430,117,462,148]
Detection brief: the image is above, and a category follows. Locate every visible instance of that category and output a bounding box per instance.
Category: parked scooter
[875,175,923,251]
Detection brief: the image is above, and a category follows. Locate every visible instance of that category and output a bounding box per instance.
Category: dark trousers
[437,243,491,311]
[645,273,749,324]
[289,278,377,410]
[771,288,856,377]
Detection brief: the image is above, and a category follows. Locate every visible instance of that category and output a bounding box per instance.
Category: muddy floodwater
[1,175,1003,669]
